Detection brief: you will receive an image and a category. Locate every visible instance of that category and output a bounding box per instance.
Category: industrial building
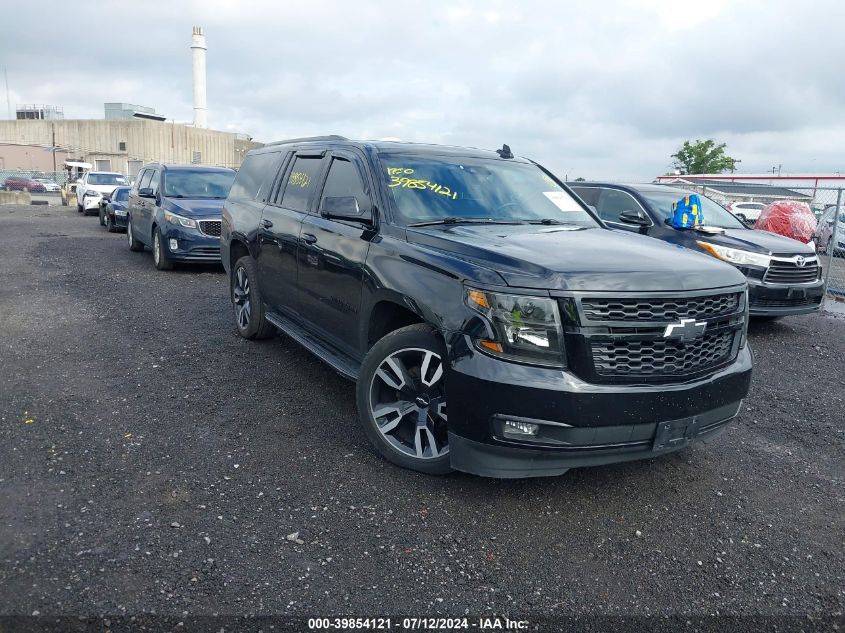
[0,117,258,176]
[0,26,259,179]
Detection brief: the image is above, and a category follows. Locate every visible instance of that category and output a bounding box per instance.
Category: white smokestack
[191,26,208,128]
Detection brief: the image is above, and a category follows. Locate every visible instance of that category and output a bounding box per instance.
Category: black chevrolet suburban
[221,137,752,478]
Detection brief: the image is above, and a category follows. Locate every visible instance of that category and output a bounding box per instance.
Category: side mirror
[618,209,651,227]
[138,187,155,198]
[321,196,372,223]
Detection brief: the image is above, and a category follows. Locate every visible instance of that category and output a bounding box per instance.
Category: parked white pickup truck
[76,171,128,215]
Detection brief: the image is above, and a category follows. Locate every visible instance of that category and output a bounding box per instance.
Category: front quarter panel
[359,224,507,352]
[222,197,265,275]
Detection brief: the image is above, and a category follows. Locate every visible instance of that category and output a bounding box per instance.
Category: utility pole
[3,67,11,119]
[51,124,57,174]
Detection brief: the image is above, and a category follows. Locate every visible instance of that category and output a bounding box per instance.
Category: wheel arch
[366,297,433,350]
[229,238,251,274]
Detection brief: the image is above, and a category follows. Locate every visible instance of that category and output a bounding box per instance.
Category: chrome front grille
[581,293,740,322]
[198,220,222,238]
[764,257,819,284]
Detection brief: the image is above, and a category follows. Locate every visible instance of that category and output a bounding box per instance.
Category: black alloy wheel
[357,324,452,475]
[231,256,275,339]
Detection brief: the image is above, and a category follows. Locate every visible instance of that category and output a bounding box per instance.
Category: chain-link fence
[658,181,844,307]
[0,169,69,192]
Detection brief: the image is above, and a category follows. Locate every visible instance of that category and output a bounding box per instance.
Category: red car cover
[753,200,817,244]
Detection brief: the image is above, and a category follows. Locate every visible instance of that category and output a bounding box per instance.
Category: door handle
[302,233,318,244]
[261,218,273,229]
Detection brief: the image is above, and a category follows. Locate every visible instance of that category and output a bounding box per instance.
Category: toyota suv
[221,137,752,478]
[569,183,823,319]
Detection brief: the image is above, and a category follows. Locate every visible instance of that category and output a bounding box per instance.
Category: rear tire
[127,217,144,252]
[153,228,174,271]
[231,256,276,339]
[356,324,452,475]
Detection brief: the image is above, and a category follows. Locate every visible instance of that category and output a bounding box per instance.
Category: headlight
[164,211,197,228]
[465,287,564,367]
[84,190,100,197]
[696,241,771,267]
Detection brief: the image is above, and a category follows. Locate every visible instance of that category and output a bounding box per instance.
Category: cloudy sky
[1,0,844,179]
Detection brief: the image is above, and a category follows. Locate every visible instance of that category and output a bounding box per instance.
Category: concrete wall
[0,190,32,205]
[0,143,70,171]
[0,119,259,174]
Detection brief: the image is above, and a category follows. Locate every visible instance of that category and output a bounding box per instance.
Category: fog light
[503,420,539,437]
[169,238,179,251]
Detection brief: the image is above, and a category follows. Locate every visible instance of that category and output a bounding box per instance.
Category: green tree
[671,139,739,174]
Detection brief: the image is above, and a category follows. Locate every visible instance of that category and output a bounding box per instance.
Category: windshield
[639,190,746,229]
[162,170,235,199]
[114,188,129,202]
[88,173,126,186]
[380,155,598,226]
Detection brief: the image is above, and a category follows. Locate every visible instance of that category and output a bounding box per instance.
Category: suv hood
[163,197,225,217]
[407,224,747,292]
[87,184,126,195]
[694,227,815,255]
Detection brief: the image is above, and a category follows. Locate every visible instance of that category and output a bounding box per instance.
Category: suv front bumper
[446,343,752,478]
[82,195,102,211]
[161,224,221,263]
[747,278,823,316]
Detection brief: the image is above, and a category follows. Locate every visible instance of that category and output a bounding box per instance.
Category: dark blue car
[568,182,823,318]
[99,186,132,232]
[126,163,236,270]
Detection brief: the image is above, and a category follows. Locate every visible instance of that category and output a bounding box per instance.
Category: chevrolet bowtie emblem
[663,318,707,341]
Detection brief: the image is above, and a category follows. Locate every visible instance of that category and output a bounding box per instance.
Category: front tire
[106,213,116,233]
[356,324,452,475]
[231,256,275,339]
[127,217,144,252]
[153,228,174,271]
[99,206,106,226]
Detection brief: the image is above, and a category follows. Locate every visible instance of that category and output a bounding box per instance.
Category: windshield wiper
[522,218,588,228]
[408,217,521,227]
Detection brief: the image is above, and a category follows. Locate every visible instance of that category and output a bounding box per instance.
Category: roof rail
[265,135,349,146]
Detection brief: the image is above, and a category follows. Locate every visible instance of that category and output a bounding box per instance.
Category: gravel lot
[0,205,842,625]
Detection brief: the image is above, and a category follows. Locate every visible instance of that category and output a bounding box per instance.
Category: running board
[265,311,360,381]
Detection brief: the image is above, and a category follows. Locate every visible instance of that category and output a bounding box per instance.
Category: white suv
[726,201,766,224]
[76,171,128,215]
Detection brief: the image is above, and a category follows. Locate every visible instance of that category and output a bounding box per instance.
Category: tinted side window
[596,188,645,223]
[229,151,280,202]
[320,158,367,208]
[148,169,161,195]
[279,156,324,212]
[137,169,153,190]
[571,187,599,208]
